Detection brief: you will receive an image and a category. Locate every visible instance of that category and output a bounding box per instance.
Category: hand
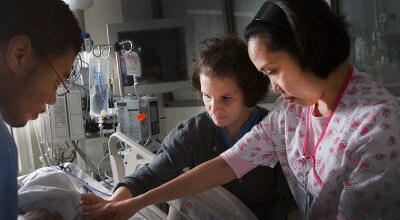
[82,198,139,220]
[18,208,63,220]
[80,193,109,213]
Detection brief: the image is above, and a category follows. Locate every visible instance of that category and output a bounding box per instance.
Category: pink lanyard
[301,65,353,186]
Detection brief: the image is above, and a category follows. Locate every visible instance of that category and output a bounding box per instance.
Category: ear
[6,35,34,75]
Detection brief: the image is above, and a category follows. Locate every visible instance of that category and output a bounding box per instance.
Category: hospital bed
[109,131,258,220]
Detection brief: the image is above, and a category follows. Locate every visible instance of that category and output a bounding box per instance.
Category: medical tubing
[71,140,100,177]
[52,166,112,197]
[33,120,49,167]
[143,111,152,147]
[113,42,124,97]
[97,152,114,188]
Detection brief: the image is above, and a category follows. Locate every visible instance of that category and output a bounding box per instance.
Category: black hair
[245,0,350,79]
[0,0,82,58]
[191,34,269,107]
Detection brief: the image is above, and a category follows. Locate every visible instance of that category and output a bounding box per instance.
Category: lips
[30,113,40,120]
[282,96,294,102]
[213,115,226,119]
[30,109,46,120]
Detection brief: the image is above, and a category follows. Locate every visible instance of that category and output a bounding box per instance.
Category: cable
[51,166,112,197]
[97,152,114,189]
[72,140,100,177]
[32,118,50,167]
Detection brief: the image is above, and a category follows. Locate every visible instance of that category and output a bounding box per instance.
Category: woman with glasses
[82,0,400,219]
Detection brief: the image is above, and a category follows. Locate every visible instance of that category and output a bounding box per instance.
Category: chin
[5,116,29,128]
[11,118,29,128]
[213,120,228,128]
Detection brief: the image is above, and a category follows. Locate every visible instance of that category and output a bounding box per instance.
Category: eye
[260,68,275,76]
[221,96,232,102]
[202,93,211,99]
[265,70,275,76]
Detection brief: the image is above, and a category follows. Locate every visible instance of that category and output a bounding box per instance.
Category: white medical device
[116,96,160,144]
[108,132,258,220]
[37,89,85,143]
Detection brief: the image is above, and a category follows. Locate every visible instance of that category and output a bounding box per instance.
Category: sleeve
[337,106,400,219]
[0,121,18,220]
[115,121,195,196]
[221,113,279,178]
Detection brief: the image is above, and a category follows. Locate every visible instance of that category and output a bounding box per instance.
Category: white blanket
[18,163,112,220]
[18,169,81,220]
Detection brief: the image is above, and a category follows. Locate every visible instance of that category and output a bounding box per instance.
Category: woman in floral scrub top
[80,0,400,219]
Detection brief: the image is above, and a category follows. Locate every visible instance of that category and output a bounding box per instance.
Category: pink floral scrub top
[221,65,400,219]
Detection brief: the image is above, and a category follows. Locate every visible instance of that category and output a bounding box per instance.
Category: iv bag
[89,56,110,117]
[121,51,141,77]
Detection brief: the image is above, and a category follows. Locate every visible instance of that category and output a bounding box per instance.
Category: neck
[225,106,254,140]
[315,62,349,117]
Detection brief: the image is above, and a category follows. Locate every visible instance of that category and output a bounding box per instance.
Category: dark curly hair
[244,0,350,79]
[0,0,82,58]
[190,34,269,107]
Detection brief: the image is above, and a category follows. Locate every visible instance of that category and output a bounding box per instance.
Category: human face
[248,37,322,107]
[200,74,253,136]
[2,48,76,127]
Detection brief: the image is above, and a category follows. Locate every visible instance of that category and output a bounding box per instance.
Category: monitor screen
[107,17,195,95]
[119,27,188,84]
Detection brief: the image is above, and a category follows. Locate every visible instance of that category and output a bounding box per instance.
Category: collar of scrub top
[253,0,291,30]
[218,107,261,148]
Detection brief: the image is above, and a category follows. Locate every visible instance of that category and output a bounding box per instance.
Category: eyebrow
[260,64,272,72]
[259,55,280,72]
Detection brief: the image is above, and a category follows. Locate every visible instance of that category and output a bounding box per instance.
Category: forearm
[132,156,236,210]
[110,186,134,202]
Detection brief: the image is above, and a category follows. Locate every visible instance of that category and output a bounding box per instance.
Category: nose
[210,99,222,114]
[270,80,281,94]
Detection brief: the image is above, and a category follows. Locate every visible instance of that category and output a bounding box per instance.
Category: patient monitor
[108,132,258,220]
[116,96,160,144]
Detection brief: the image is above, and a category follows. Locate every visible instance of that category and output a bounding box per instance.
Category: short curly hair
[190,34,269,107]
[0,0,82,58]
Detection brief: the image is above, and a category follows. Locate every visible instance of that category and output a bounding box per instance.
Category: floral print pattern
[221,67,400,219]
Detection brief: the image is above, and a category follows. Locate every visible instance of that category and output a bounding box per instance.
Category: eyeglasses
[46,60,70,96]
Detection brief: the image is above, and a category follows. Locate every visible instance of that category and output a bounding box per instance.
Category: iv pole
[92,40,133,98]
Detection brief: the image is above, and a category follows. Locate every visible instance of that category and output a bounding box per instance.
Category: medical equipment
[107,18,194,94]
[116,96,160,145]
[37,89,85,143]
[108,132,258,220]
[92,40,133,97]
[89,56,110,117]
[81,32,93,52]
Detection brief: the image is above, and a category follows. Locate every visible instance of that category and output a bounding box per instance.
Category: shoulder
[165,111,215,140]
[343,68,398,114]
[337,67,400,144]
[263,98,306,125]
[175,111,213,130]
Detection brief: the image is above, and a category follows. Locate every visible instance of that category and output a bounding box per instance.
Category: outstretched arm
[140,155,236,204]
[82,156,236,219]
